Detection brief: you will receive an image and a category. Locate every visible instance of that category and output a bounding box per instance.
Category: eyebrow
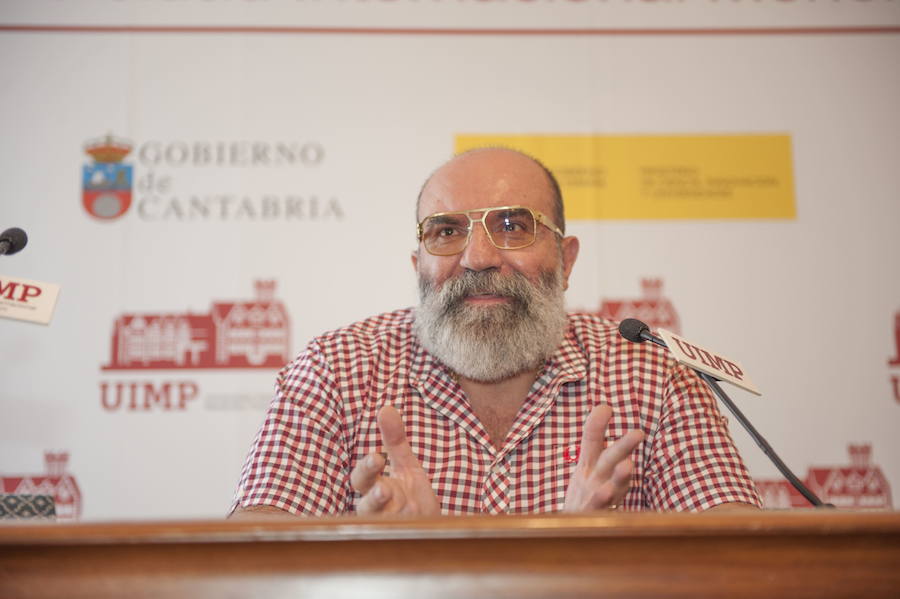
[425,214,468,225]
[492,208,525,218]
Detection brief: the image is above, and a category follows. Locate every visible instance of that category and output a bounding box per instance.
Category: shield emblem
[82,162,132,219]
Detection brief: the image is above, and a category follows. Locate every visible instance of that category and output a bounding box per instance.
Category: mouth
[463,293,511,304]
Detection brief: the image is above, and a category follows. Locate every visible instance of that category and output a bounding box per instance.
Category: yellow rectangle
[454,134,796,220]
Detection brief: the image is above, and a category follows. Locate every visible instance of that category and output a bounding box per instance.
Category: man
[231,148,760,518]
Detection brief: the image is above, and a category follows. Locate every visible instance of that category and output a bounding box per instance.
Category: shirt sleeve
[230,341,353,516]
[642,359,762,511]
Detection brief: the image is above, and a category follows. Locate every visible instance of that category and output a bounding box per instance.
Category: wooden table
[1,511,899,598]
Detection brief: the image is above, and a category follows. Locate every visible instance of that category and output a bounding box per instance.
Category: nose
[458,222,503,272]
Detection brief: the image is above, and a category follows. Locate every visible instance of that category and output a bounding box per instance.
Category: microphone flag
[657,328,762,396]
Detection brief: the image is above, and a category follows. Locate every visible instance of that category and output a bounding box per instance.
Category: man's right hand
[351,405,441,516]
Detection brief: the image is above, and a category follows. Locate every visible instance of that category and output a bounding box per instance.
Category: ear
[560,236,579,290]
[411,250,419,273]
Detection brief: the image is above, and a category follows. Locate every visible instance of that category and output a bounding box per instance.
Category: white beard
[413,267,568,383]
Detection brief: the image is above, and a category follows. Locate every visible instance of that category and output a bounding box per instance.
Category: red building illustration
[1,452,82,521]
[592,278,681,333]
[755,444,892,509]
[103,280,290,370]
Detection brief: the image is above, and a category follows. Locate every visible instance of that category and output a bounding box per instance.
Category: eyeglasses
[416,205,564,256]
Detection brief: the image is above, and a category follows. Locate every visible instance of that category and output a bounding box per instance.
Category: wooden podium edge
[2,510,899,546]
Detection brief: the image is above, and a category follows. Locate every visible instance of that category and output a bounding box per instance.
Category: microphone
[619,318,663,346]
[0,227,28,256]
[618,318,830,508]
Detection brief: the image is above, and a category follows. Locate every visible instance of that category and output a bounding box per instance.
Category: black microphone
[618,317,831,508]
[619,318,664,346]
[0,227,28,256]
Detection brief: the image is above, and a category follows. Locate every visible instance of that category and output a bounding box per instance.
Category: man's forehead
[419,149,555,217]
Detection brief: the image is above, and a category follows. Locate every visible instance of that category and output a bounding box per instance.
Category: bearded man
[231,148,760,518]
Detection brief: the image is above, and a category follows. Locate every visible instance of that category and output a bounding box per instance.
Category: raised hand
[351,405,441,516]
[563,404,644,512]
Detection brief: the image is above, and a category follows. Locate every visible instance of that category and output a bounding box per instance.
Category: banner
[1,1,898,519]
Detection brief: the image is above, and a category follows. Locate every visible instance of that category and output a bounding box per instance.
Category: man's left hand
[351,406,441,516]
[563,404,644,512]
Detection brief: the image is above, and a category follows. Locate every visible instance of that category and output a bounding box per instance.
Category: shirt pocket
[549,443,580,510]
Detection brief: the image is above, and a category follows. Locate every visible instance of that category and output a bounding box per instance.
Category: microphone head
[0,227,27,255]
[618,318,650,343]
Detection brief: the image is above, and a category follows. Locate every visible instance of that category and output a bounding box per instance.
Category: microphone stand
[641,333,831,508]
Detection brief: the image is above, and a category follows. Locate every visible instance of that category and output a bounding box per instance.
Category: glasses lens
[485,208,536,248]
[421,213,471,255]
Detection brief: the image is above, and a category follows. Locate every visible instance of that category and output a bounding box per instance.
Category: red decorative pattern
[756,444,892,509]
[103,281,290,370]
[593,278,681,334]
[0,452,82,521]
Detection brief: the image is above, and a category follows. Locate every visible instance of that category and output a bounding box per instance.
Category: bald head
[416,148,565,234]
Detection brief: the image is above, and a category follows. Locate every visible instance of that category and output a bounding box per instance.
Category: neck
[455,366,542,450]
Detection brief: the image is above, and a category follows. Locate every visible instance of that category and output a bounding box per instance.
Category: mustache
[419,270,553,318]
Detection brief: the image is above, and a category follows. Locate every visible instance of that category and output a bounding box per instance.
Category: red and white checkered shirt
[232,308,761,515]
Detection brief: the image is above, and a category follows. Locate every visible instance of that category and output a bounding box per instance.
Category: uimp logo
[103,280,289,370]
[0,277,42,303]
[755,444,892,509]
[0,452,83,521]
[99,281,290,412]
[592,278,680,334]
[82,133,133,220]
[0,275,62,325]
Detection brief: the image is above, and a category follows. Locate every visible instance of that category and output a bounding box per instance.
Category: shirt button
[490,464,504,475]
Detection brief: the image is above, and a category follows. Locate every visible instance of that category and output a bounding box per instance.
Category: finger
[356,481,392,515]
[577,404,613,470]
[584,460,633,510]
[586,486,616,510]
[378,405,422,470]
[593,430,644,478]
[606,458,635,508]
[611,456,634,487]
[350,452,386,495]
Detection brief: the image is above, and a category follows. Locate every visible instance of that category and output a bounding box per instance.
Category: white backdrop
[1,0,898,519]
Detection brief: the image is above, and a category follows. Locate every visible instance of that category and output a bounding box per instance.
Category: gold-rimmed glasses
[416,205,564,256]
